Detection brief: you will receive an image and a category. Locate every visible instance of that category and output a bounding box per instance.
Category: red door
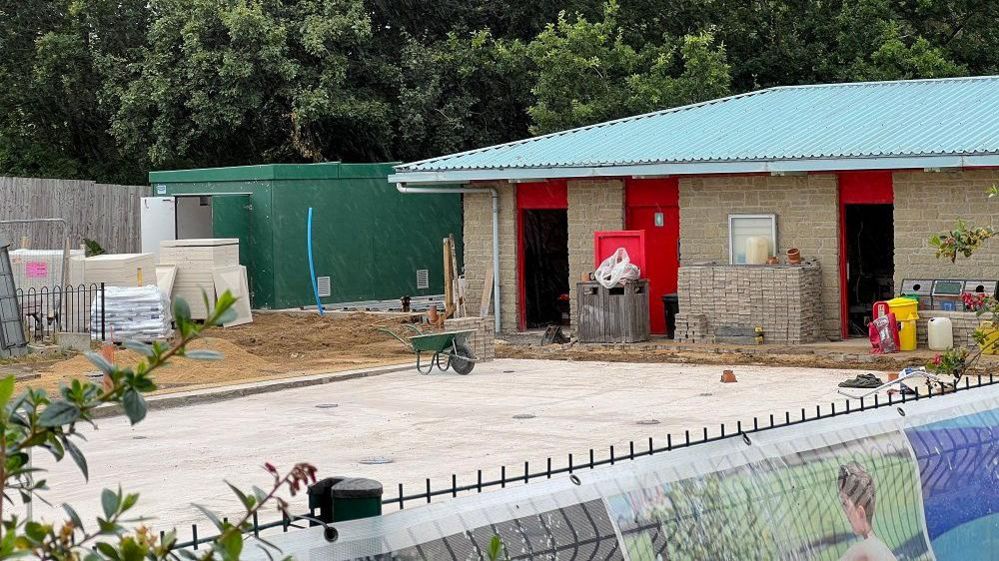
[626,179,680,334]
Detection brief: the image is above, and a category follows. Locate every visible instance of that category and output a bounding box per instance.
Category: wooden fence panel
[0,176,149,253]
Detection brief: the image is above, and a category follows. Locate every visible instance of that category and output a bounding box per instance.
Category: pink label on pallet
[26,261,48,278]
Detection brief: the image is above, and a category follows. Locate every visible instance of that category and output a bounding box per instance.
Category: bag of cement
[91,285,173,342]
[595,248,641,289]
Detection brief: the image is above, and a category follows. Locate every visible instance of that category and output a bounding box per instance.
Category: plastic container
[593,230,646,276]
[927,317,954,351]
[898,319,918,351]
[745,237,769,265]
[872,301,890,319]
[932,279,965,311]
[886,297,919,321]
[981,321,999,355]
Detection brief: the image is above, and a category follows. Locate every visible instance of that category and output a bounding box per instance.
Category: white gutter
[396,184,502,334]
[389,153,999,185]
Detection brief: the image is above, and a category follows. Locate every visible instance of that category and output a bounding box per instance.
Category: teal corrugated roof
[396,76,999,175]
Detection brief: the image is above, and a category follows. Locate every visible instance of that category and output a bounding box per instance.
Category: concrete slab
[20,358,896,536]
[56,332,92,352]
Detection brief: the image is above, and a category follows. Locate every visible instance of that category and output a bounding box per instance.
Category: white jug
[927,317,954,351]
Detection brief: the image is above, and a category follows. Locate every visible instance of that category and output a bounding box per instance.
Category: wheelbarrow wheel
[450,340,476,375]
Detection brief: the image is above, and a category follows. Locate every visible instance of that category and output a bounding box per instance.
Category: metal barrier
[15,283,105,341]
[379,372,998,509]
[163,375,999,559]
[249,377,999,560]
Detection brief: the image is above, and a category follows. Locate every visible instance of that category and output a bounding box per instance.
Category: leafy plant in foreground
[0,291,314,561]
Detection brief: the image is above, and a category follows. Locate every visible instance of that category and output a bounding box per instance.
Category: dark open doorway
[844,204,894,336]
[523,209,569,328]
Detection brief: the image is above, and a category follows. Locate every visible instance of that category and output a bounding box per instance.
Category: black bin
[662,294,679,339]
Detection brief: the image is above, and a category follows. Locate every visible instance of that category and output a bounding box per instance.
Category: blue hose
[307,207,324,316]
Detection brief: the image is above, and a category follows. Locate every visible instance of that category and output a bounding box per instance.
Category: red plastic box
[594,230,647,276]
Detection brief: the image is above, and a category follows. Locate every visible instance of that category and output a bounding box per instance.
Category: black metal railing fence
[15,283,105,341]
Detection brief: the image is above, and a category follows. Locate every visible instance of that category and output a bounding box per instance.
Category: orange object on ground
[720,370,737,383]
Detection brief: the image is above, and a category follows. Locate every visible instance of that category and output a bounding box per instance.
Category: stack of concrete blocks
[917,311,987,348]
[443,316,495,362]
[676,261,824,345]
[158,239,240,320]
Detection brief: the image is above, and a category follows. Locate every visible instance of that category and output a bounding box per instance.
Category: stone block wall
[675,262,824,344]
[444,316,495,361]
[567,179,625,330]
[462,184,517,332]
[678,174,841,339]
[893,169,999,288]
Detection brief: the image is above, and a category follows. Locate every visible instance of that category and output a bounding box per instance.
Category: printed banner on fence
[251,386,999,561]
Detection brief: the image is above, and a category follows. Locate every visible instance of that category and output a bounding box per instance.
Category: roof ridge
[766,74,999,92]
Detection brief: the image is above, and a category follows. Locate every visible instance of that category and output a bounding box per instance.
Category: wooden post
[479,265,494,318]
[443,237,454,318]
[449,234,464,318]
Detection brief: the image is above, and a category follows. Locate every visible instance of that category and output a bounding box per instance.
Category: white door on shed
[141,197,177,254]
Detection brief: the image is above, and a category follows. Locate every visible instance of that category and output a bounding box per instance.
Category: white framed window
[729,214,777,264]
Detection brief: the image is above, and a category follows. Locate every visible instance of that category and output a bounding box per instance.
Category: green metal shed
[148,162,462,310]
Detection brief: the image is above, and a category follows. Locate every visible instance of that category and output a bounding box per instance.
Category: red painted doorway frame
[838,171,894,338]
[516,181,568,331]
[625,177,680,334]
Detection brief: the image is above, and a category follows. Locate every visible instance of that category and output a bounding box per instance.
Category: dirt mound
[36,337,279,393]
[21,312,419,395]
[213,312,418,362]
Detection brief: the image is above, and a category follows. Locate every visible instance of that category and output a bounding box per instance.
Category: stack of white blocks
[158,239,240,320]
[84,253,157,288]
[9,249,86,292]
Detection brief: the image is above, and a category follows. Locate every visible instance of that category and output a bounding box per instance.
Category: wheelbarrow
[381,325,477,375]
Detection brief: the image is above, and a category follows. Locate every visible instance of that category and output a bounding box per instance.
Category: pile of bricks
[676,261,824,345]
[916,311,985,348]
[674,312,709,342]
[443,316,495,362]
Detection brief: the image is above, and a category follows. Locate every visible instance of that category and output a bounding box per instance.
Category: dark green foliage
[0,0,987,182]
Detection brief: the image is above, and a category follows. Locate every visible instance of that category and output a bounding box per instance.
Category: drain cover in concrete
[359,457,393,465]
[132,435,148,440]
[636,419,660,425]
[315,403,339,409]
[512,414,536,420]
[699,393,713,397]
[503,370,515,374]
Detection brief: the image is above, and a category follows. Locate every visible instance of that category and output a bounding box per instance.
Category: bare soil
[15,312,421,395]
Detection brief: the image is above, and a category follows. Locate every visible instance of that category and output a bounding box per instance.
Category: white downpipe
[396,184,501,334]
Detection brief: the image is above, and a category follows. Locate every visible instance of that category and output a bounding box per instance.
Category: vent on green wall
[416,269,429,290]
[317,276,331,298]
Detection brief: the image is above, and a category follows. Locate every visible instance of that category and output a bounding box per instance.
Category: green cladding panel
[149,163,462,310]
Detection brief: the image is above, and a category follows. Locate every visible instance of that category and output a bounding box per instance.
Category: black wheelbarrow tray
[381,325,478,375]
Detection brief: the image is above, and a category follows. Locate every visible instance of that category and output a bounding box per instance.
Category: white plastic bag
[594,248,641,289]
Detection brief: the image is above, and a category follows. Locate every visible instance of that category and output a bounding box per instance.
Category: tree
[526,1,731,135]
[832,0,966,81]
[395,31,532,162]
[111,0,393,171]
[0,0,149,183]
[0,292,317,560]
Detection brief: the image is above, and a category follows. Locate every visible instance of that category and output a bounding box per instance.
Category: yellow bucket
[981,321,999,355]
[899,319,918,351]
[887,297,919,321]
